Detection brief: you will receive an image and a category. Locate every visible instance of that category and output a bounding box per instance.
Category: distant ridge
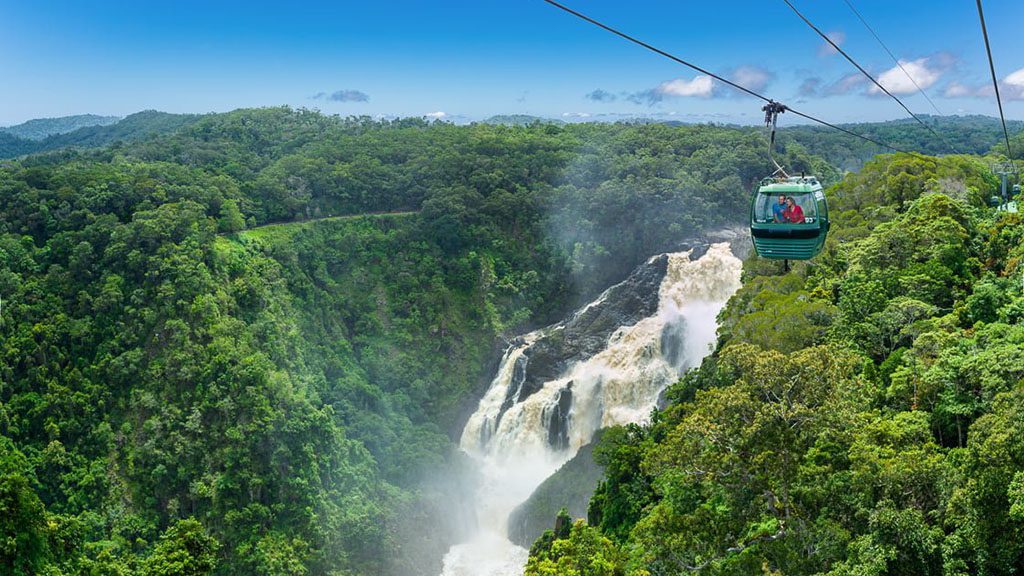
[781,114,1024,171]
[0,110,201,159]
[2,109,1020,165]
[34,110,200,150]
[0,114,120,140]
[483,114,564,126]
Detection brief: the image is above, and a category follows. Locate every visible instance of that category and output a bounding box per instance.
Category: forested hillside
[526,154,1024,576]
[783,115,1024,171]
[0,112,201,161]
[0,107,838,575]
[2,109,1019,176]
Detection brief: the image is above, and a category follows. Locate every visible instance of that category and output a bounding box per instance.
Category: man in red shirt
[783,196,805,223]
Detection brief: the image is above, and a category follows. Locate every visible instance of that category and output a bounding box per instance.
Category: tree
[141,519,219,576]
[218,198,246,233]
[0,441,49,576]
[944,387,1024,574]
[525,520,635,576]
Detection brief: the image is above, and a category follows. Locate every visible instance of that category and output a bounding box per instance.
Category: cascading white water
[441,243,742,576]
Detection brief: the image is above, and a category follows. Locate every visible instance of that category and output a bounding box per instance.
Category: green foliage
[0,132,40,158]
[588,425,655,542]
[890,321,1024,446]
[998,128,1024,160]
[524,519,636,576]
[722,278,838,353]
[829,153,994,216]
[141,519,219,576]
[632,344,863,575]
[23,111,200,157]
[217,199,246,233]
[0,439,49,576]
[783,115,1024,172]
[236,532,309,576]
[944,387,1024,574]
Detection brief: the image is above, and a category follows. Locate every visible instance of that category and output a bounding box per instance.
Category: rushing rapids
[440,242,743,576]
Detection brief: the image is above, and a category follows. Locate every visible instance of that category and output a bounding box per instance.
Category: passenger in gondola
[772,194,787,223]
[783,196,805,223]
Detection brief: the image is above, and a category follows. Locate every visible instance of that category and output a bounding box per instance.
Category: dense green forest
[0,107,845,575]
[781,115,1024,171]
[1,106,1020,575]
[526,153,1024,575]
[2,109,1020,172]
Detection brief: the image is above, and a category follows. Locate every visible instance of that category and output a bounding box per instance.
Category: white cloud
[561,112,592,118]
[939,68,1024,100]
[871,57,942,95]
[817,31,846,57]
[424,111,447,118]
[1005,67,1024,100]
[628,67,774,105]
[1006,68,1024,87]
[656,76,715,98]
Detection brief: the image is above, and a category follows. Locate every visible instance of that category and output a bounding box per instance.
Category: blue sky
[2,0,1023,126]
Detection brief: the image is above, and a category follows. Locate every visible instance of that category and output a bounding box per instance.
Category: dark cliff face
[506,438,604,548]
[511,254,669,403]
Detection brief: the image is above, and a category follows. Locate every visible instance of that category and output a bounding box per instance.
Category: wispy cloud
[940,67,1024,101]
[827,73,870,96]
[817,31,846,57]
[311,89,370,102]
[585,89,617,103]
[729,66,774,94]
[562,112,592,118]
[943,82,975,98]
[799,77,823,97]
[797,72,869,97]
[424,111,447,119]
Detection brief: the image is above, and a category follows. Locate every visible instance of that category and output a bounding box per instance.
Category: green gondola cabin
[749,175,829,260]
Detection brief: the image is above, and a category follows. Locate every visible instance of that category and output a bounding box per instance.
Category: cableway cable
[841,0,944,118]
[781,0,958,155]
[540,0,925,158]
[540,0,763,101]
[976,0,1014,160]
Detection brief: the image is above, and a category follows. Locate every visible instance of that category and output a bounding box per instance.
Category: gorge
[440,242,743,576]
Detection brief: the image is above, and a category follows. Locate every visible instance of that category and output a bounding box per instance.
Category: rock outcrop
[510,254,668,404]
[506,439,604,548]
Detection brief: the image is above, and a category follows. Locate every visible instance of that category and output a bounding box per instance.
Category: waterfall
[440,242,742,576]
